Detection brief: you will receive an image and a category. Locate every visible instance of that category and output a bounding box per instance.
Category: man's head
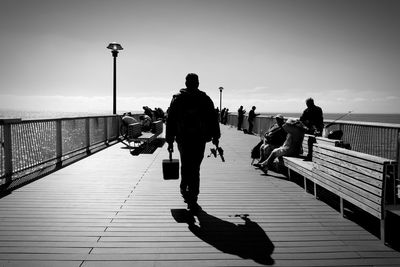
[252,106,256,110]
[306,97,315,108]
[185,73,199,89]
[274,114,284,126]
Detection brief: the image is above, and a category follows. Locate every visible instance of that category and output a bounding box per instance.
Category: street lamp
[107,42,123,114]
[218,86,224,112]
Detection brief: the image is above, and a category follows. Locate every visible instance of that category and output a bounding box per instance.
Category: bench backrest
[312,143,397,219]
[152,120,163,135]
[302,134,342,156]
[127,123,142,139]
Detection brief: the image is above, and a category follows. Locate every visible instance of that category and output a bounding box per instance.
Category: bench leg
[314,183,318,199]
[381,219,386,243]
[304,177,307,192]
[340,197,344,217]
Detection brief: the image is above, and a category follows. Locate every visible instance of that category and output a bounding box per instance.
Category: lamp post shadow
[171,209,275,265]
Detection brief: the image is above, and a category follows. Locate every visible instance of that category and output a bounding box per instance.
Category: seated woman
[258,118,305,174]
[254,114,286,167]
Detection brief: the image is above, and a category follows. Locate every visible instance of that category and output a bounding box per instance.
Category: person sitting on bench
[253,114,286,167]
[258,118,305,174]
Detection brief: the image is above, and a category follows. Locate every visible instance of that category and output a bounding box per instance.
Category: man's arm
[206,97,221,145]
[165,96,177,152]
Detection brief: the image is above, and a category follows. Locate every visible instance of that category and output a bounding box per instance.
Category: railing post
[116,115,121,140]
[56,120,62,167]
[85,118,91,154]
[104,117,109,144]
[1,119,21,186]
[396,129,400,202]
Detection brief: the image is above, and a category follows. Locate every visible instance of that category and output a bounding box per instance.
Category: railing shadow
[171,209,274,265]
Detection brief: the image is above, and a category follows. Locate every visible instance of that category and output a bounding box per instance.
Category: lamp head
[219,87,224,92]
[107,42,123,51]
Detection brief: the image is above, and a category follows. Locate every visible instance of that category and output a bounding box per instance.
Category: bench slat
[314,146,385,174]
[312,169,382,219]
[315,136,342,146]
[283,157,313,180]
[314,144,395,165]
[313,153,383,187]
[313,163,383,203]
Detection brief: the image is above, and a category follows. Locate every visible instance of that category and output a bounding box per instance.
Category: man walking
[166,73,220,212]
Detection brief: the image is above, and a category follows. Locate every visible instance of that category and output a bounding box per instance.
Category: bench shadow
[120,138,166,156]
[171,209,275,265]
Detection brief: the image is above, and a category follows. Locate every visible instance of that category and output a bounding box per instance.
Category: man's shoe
[253,163,262,168]
[261,165,268,174]
[187,202,202,214]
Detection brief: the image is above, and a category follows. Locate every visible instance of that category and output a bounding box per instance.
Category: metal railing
[227,114,400,161]
[0,115,120,188]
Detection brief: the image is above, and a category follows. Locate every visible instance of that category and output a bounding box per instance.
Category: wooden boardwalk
[1,125,400,266]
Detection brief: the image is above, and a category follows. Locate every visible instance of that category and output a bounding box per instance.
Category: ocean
[260,112,400,125]
[1,109,400,125]
[0,109,111,120]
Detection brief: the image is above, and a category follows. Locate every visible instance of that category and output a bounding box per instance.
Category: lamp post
[219,86,224,112]
[107,42,123,114]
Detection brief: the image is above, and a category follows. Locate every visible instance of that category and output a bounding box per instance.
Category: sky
[0,0,399,114]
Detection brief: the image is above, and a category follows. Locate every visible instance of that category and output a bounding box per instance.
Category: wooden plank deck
[0,125,400,266]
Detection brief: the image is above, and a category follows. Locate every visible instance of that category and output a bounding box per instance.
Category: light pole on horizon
[107,42,123,114]
[219,86,224,112]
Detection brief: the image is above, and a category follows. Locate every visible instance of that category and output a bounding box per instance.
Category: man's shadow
[171,209,274,265]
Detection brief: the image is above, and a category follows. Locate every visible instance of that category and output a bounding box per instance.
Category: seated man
[120,112,137,137]
[122,112,137,125]
[259,118,306,174]
[139,115,152,132]
[254,114,286,167]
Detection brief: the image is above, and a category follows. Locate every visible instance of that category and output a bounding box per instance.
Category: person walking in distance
[166,73,221,213]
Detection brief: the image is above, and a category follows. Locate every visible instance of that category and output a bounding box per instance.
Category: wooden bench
[282,134,343,192]
[312,143,397,242]
[124,120,163,151]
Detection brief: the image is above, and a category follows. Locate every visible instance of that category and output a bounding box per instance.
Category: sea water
[1,109,400,124]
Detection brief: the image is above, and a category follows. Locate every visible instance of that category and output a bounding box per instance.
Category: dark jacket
[264,124,286,146]
[166,88,220,144]
[248,109,258,122]
[300,105,324,134]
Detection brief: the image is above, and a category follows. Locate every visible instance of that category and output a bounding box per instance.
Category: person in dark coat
[247,106,260,134]
[166,73,221,213]
[300,98,324,136]
[237,106,246,130]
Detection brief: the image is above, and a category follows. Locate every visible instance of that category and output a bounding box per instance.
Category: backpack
[251,140,263,159]
[174,90,213,142]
